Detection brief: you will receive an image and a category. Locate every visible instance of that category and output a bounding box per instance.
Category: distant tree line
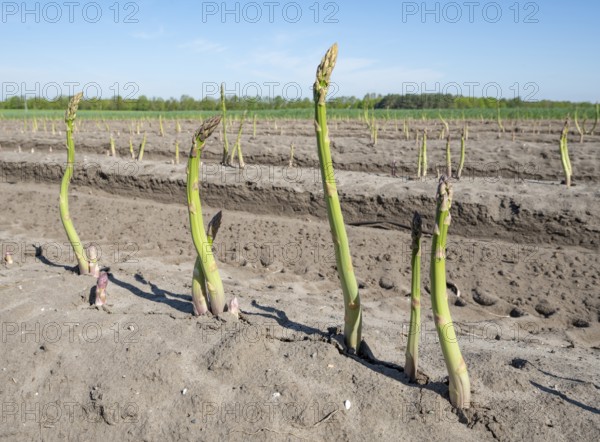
[0,93,595,111]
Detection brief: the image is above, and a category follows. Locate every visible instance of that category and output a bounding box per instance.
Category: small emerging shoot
[94,272,108,306]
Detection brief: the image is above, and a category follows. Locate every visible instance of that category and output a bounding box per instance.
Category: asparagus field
[1,91,599,439]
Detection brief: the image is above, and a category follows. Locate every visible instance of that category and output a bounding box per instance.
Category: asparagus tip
[314,43,338,103]
[436,175,453,209]
[193,116,222,145]
[208,211,223,242]
[65,92,84,122]
[411,212,422,240]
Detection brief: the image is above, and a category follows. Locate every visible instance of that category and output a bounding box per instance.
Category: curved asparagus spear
[187,116,226,315]
[405,212,422,382]
[430,176,470,408]
[60,92,89,275]
[313,43,362,352]
[192,210,223,315]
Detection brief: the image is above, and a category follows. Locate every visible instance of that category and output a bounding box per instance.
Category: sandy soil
[0,118,599,441]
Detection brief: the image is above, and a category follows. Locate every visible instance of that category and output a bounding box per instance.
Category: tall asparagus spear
[60,92,89,275]
[430,176,470,408]
[187,116,226,315]
[405,212,422,382]
[313,44,362,352]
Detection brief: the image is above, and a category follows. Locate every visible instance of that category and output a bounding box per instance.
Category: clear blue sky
[1,0,598,102]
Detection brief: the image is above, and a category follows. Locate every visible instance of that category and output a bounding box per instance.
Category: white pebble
[272,392,281,398]
[344,400,351,410]
[181,388,187,395]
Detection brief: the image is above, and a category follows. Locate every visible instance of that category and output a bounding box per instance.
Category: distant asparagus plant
[362,96,370,123]
[109,135,116,157]
[496,101,505,133]
[457,129,466,179]
[175,140,180,164]
[431,176,471,409]
[583,103,599,135]
[288,143,295,168]
[416,132,422,178]
[313,44,362,352]
[439,113,449,140]
[445,135,452,177]
[220,83,230,164]
[405,212,422,382]
[159,115,165,137]
[421,129,428,178]
[371,116,378,145]
[60,93,92,275]
[187,116,226,315]
[137,133,147,161]
[228,111,246,168]
[559,118,572,187]
[574,109,583,143]
[129,137,134,159]
[252,114,257,138]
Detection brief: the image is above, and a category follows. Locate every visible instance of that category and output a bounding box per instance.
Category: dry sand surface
[0,117,599,441]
